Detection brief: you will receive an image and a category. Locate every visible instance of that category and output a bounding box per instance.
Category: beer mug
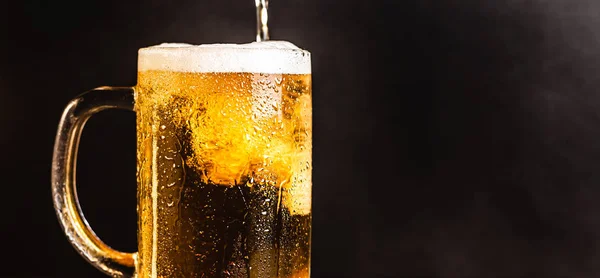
[51,41,312,277]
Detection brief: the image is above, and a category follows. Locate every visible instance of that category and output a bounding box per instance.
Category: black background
[3,0,600,277]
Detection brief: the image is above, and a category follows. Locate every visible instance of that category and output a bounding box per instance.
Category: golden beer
[135,43,312,277]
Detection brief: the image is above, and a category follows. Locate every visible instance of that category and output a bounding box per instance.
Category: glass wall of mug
[136,43,312,277]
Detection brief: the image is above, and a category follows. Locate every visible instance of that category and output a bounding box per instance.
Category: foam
[138,41,311,74]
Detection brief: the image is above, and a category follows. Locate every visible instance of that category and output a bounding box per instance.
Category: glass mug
[51,41,312,278]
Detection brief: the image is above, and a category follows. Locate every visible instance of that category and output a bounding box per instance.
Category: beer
[135,42,312,277]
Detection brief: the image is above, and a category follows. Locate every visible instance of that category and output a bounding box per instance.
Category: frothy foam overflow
[138,41,311,74]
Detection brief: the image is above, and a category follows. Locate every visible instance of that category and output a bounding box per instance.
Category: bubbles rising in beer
[136,70,311,277]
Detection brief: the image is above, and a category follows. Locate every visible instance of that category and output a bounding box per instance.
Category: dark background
[3,0,600,277]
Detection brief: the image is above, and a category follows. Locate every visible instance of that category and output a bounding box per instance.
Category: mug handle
[51,86,136,277]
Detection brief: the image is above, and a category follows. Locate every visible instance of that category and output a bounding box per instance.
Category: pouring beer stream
[256,0,269,41]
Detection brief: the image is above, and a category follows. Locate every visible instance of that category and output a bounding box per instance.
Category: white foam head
[138,41,311,74]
